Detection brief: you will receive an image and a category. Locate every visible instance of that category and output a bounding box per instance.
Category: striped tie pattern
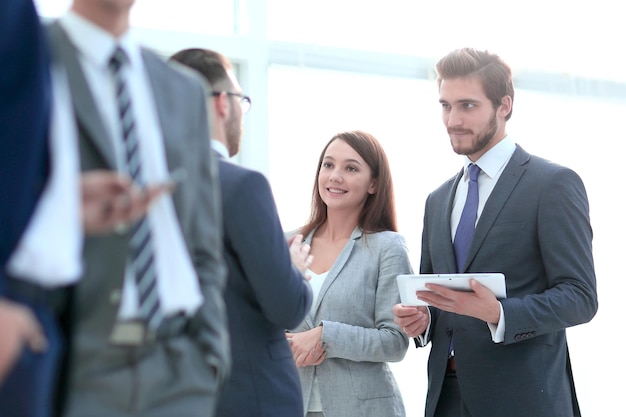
[109,47,163,330]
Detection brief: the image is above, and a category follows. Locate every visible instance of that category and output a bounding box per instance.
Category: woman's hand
[286,326,326,367]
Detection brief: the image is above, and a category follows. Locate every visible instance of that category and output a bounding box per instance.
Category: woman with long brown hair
[287,130,413,417]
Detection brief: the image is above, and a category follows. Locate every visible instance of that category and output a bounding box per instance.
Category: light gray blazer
[47,22,230,417]
[292,228,412,417]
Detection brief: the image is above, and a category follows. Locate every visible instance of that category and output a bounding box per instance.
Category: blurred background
[37,1,625,414]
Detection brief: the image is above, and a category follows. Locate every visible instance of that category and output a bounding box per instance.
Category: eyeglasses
[211,91,251,113]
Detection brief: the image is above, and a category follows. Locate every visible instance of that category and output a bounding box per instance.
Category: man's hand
[0,299,47,382]
[81,170,172,234]
[392,304,429,337]
[417,279,501,324]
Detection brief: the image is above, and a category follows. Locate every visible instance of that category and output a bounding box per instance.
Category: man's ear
[212,92,229,119]
[498,95,512,118]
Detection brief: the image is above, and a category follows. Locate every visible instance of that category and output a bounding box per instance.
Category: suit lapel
[47,22,117,169]
[141,50,185,215]
[304,227,362,324]
[466,146,529,269]
[443,171,463,272]
[429,170,463,273]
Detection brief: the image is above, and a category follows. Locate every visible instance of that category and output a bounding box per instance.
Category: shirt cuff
[487,302,505,343]
[415,307,432,347]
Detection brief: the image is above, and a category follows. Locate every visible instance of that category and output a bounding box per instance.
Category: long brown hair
[299,130,397,237]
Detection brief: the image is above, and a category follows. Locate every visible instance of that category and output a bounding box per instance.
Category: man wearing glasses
[170,48,314,417]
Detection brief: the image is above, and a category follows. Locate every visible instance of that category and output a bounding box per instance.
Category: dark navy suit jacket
[0,0,50,293]
[213,153,313,417]
[0,3,60,417]
[420,145,597,417]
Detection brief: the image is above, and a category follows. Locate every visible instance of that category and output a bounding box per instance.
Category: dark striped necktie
[109,46,163,330]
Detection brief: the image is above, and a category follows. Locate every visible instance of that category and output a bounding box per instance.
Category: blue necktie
[449,163,481,357]
[454,163,481,272]
[109,47,163,331]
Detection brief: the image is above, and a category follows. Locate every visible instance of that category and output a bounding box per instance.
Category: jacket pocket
[348,362,394,399]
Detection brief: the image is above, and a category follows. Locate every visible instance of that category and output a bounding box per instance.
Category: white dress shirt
[451,136,516,240]
[6,64,83,287]
[60,12,203,318]
[210,139,229,159]
[420,136,516,346]
[455,137,515,342]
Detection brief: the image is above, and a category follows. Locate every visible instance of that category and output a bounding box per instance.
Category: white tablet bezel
[396,273,506,306]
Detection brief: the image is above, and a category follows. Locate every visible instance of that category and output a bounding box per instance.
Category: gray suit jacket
[293,228,412,417]
[47,22,230,417]
[420,145,598,417]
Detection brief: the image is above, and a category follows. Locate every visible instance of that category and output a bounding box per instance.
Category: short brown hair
[169,48,233,89]
[435,48,514,121]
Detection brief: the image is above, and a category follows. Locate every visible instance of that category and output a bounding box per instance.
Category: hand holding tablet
[397,273,506,306]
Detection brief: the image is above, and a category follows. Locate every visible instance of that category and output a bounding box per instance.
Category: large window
[35,1,626,414]
[36,0,238,36]
[266,0,625,83]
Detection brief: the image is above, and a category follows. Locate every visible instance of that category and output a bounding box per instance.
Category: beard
[224,112,242,157]
[449,110,498,156]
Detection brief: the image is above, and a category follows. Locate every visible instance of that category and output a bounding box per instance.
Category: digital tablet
[396,273,506,306]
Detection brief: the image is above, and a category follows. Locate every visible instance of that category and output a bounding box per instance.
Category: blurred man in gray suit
[46,1,230,416]
[1,2,172,416]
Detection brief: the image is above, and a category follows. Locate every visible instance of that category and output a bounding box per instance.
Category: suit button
[109,289,122,305]
[114,223,128,235]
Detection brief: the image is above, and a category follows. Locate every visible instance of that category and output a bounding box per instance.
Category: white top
[307,269,329,309]
[59,12,203,318]
[305,269,328,412]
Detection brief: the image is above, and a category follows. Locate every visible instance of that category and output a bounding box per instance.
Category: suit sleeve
[418,193,441,345]
[223,169,312,329]
[0,0,50,292]
[187,86,230,383]
[501,167,598,344]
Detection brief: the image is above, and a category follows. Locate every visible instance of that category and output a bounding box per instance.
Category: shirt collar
[463,135,516,179]
[60,11,140,70]
[210,139,229,159]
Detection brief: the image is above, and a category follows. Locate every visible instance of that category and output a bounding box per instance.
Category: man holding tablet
[392,48,597,417]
